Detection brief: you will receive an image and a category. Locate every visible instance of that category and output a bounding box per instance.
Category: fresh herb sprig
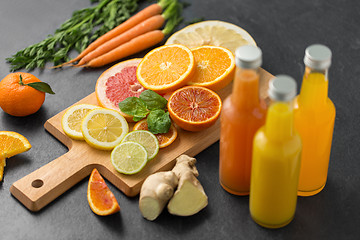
[119,90,171,134]
[6,0,139,71]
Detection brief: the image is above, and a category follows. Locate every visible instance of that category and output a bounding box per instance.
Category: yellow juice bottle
[250,75,302,228]
[294,44,336,196]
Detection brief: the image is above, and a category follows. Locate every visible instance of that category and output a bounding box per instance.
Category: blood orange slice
[168,86,222,132]
[95,58,146,121]
[133,119,178,148]
[87,168,120,216]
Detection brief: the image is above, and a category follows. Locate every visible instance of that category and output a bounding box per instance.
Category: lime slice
[111,141,148,175]
[121,130,159,161]
[61,104,100,140]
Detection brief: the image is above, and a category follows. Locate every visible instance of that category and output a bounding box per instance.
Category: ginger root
[139,171,178,221]
[139,155,208,220]
[167,155,208,216]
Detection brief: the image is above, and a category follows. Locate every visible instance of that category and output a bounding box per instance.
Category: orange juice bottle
[219,45,267,195]
[294,44,336,196]
[250,75,302,228]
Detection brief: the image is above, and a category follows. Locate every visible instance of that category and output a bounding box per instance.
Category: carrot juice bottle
[294,44,336,196]
[250,75,302,228]
[219,45,267,195]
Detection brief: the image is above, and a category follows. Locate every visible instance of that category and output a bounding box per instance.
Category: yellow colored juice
[294,72,335,196]
[250,102,302,228]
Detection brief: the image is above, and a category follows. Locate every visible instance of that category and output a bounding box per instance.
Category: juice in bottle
[294,44,336,196]
[219,45,267,195]
[250,75,302,228]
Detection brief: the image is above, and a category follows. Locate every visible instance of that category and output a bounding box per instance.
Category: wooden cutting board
[10,68,273,212]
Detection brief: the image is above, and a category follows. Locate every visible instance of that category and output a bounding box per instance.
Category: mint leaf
[147,109,171,134]
[139,90,167,110]
[119,97,148,122]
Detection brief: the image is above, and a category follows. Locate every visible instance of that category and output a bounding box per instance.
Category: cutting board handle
[10,151,93,212]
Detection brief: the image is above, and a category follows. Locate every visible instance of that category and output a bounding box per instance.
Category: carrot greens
[6,0,141,71]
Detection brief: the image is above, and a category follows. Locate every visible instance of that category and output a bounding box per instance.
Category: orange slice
[136,44,195,94]
[133,119,178,148]
[87,168,120,216]
[0,131,31,181]
[187,46,235,91]
[167,86,222,132]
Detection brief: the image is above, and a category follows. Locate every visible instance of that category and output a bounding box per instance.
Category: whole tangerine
[0,72,45,117]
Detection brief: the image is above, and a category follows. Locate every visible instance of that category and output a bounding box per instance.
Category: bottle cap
[304,44,332,70]
[235,45,262,69]
[268,75,297,102]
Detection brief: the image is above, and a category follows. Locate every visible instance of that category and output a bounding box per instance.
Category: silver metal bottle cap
[268,75,297,102]
[304,44,332,70]
[235,45,262,69]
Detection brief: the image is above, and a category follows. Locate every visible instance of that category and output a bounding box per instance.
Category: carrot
[76,15,165,66]
[56,1,172,68]
[83,30,165,68]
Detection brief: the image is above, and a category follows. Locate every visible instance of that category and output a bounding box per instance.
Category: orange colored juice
[250,76,302,228]
[219,68,266,195]
[294,71,335,196]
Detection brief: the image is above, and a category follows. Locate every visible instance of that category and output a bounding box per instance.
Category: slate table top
[0,0,359,239]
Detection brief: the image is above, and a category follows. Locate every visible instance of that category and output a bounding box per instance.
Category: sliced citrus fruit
[0,131,31,158]
[81,108,129,150]
[167,86,222,132]
[136,44,195,94]
[188,45,235,91]
[95,58,145,122]
[133,119,178,148]
[61,104,100,140]
[0,154,5,182]
[165,20,256,55]
[111,141,148,175]
[87,168,120,216]
[121,130,159,161]
[0,131,31,181]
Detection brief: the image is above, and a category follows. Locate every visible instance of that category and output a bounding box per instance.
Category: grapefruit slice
[165,20,256,55]
[95,58,146,121]
[87,168,120,216]
[167,86,222,132]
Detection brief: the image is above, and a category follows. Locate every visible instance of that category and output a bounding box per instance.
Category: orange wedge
[0,131,31,181]
[133,119,178,148]
[87,168,120,216]
[187,46,235,91]
[136,44,195,94]
[167,86,222,132]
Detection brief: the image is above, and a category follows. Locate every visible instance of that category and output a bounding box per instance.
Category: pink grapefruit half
[95,58,146,122]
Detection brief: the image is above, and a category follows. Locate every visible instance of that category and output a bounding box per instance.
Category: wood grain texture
[10,68,273,212]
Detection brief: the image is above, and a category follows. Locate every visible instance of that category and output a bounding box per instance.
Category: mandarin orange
[0,72,45,117]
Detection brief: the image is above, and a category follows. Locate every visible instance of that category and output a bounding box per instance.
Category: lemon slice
[111,141,148,175]
[165,20,256,55]
[81,108,129,150]
[121,130,159,161]
[61,104,100,140]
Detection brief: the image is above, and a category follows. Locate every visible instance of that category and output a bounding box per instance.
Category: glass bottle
[294,44,336,196]
[219,45,267,195]
[250,75,302,228]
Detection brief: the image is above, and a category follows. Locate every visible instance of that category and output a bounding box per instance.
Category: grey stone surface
[0,0,359,239]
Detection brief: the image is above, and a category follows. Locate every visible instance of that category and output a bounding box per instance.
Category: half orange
[167,86,222,132]
[87,168,120,216]
[133,119,178,148]
[136,44,195,94]
[187,45,235,91]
